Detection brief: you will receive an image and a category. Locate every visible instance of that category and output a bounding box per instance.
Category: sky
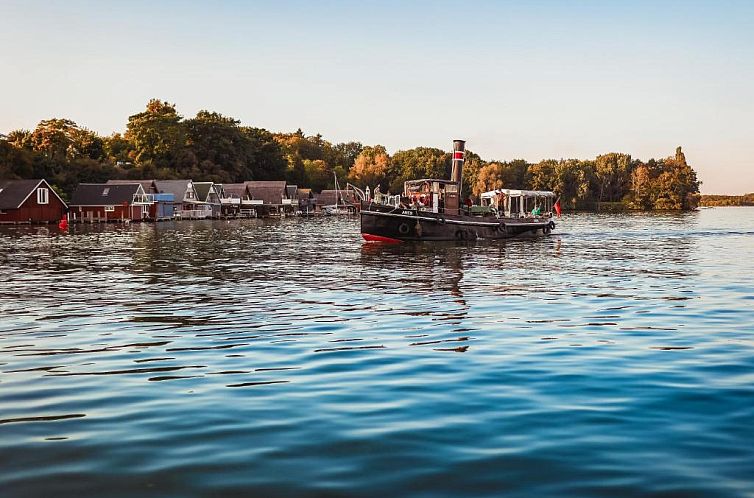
[1,0,752,194]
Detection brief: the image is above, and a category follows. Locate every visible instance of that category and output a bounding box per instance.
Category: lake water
[1,208,753,497]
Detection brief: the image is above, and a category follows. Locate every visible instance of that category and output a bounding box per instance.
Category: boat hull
[360,203,554,242]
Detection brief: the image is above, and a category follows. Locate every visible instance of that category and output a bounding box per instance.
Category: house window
[37,188,49,204]
[105,206,115,212]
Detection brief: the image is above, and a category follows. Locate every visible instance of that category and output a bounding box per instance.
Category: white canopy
[480,188,556,199]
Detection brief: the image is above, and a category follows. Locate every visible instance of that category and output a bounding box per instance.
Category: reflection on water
[1,209,754,497]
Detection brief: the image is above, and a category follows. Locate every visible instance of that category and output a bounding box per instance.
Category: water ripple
[1,210,754,497]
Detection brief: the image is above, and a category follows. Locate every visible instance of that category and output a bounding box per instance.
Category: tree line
[699,194,754,207]
[0,99,700,210]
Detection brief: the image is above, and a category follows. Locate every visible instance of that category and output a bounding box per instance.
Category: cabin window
[105,206,115,212]
[37,188,49,204]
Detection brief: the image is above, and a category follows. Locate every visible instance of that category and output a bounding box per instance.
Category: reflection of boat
[361,140,558,242]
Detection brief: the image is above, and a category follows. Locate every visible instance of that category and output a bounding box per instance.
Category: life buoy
[398,223,410,235]
[497,222,507,233]
[548,221,556,230]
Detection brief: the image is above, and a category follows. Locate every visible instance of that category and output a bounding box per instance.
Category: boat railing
[373,194,401,207]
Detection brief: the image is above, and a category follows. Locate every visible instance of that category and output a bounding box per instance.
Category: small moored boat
[360,140,558,242]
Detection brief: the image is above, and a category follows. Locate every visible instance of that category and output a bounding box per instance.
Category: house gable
[0,179,68,210]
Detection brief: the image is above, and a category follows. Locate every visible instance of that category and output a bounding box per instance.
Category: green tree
[388,147,449,193]
[125,99,185,165]
[242,127,288,181]
[103,133,135,164]
[303,159,332,191]
[594,153,632,202]
[185,110,248,181]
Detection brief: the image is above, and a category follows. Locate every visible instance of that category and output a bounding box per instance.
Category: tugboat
[360,140,558,242]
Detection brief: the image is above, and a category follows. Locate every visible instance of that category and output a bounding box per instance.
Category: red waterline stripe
[362,233,402,244]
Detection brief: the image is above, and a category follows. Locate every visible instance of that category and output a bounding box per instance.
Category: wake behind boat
[361,140,559,242]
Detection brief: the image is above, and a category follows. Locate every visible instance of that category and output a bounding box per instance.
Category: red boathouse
[0,179,68,224]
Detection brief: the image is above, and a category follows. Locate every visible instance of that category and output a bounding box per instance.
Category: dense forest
[700,194,754,206]
[0,99,700,210]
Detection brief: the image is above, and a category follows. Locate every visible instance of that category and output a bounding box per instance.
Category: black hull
[360,203,554,242]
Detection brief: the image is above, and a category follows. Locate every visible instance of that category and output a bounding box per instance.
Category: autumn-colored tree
[460,151,484,199]
[348,145,390,188]
[627,164,654,210]
[472,162,503,195]
[26,119,103,161]
[651,147,699,210]
[526,159,558,191]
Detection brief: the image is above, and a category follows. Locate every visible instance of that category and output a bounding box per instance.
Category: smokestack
[450,139,466,193]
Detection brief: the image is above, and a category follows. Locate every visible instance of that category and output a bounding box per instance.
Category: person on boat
[374,184,382,204]
[531,204,542,216]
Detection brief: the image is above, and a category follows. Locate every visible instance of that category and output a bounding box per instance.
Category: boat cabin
[403,179,461,215]
[480,189,556,218]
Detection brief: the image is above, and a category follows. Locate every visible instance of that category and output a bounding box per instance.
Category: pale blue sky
[1,0,752,193]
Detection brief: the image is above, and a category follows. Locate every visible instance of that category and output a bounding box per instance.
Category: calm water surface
[1,208,753,497]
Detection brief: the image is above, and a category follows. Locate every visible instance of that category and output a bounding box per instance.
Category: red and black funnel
[450,139,466,192]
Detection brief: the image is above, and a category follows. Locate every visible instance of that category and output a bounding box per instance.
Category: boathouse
[297,188,315,213]
[219,183,254,217]
[0,179,68,224]
[153,180,204,219]
[316,189,359,213]
[244,181,294,216]
[193,182,222,218]
[106,179,174,220]
[106,179,158,194]
[69,183,151,222]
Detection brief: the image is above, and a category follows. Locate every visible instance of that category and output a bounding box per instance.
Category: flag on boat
[554,198,562,217]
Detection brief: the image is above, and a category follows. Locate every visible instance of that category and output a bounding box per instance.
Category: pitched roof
[70,183,143,206]
[0,179,67,209]
[316,189,358,206]
[106,179,157,193]
[286,185,298,199]
[193,182,217,203]
[245,181,287,189]
[0,179,43,209]
[221,183,249,199]
[244,181,287,204]
[154,180,192,201]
